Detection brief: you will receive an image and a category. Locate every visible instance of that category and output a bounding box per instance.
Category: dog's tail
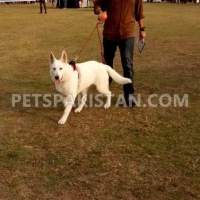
[106,65,132,84]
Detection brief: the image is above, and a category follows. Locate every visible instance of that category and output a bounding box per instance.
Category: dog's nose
[55,75,59,80]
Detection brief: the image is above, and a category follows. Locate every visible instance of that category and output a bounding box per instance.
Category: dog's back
[76,61,131,85]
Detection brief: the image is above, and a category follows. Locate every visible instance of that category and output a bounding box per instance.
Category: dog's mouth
[55,76,63,84]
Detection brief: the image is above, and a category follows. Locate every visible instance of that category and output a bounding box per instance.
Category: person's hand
[139,30,146,39]
[98,12,107,21]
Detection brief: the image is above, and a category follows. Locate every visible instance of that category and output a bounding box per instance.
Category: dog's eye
[60,68,62,70]
[53,68,56,70]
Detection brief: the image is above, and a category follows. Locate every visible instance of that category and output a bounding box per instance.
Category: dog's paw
[74,107,82,113]
[104,104,110,109]
[58,118,66,124]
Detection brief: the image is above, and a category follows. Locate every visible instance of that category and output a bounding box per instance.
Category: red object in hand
[99,12,107,20]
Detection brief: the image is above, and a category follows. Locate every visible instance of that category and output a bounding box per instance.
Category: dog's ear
[50,52,55,64]
[60,51,68,63]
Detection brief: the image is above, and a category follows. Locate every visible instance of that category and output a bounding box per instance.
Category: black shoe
[125,94,136,107]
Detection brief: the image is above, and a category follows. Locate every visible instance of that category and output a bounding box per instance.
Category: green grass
[0,2,200,200]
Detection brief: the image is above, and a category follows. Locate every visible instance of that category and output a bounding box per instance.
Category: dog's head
[49,51,68,84]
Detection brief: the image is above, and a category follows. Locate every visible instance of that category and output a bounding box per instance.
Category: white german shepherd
[49,51,131,124]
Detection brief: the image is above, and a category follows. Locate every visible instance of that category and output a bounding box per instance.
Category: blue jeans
[103,37,135,96]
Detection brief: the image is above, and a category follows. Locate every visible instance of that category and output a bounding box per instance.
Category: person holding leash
[94,0,146,107]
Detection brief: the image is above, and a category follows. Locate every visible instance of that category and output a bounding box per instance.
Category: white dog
[49,51,131,124]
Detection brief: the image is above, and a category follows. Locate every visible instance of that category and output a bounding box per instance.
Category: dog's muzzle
[55,75,62,84]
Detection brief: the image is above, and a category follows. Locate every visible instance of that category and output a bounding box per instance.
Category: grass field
[0,2,200,200]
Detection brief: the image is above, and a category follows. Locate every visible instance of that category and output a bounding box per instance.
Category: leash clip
[69,60,76,65]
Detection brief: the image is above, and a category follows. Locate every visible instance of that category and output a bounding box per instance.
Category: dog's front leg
[62,96,67,105]
[74,89,88,113]
[58,94,76,124]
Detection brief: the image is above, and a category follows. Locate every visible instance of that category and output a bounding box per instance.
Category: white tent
[80,0,89,8]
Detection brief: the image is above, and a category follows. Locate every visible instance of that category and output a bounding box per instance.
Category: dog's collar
[69,60,78,71]
[69,61,79,80]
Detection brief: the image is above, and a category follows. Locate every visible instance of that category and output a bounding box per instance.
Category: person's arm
[94,0,107,21]
[94,0,103,15]
[138,18,146,39]
[135,0,146,39]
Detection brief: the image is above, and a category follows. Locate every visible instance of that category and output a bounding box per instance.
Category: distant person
[79,0,83,8]
[63,0,67,8]
[39,0,47,13]
[52,0,57,8]
[57,0,64,8]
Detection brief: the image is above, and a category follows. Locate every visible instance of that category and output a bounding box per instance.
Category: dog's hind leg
[74,88,88,113]
[96,86,111,109]
[103,92,111,109]
[95,76,112,109]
